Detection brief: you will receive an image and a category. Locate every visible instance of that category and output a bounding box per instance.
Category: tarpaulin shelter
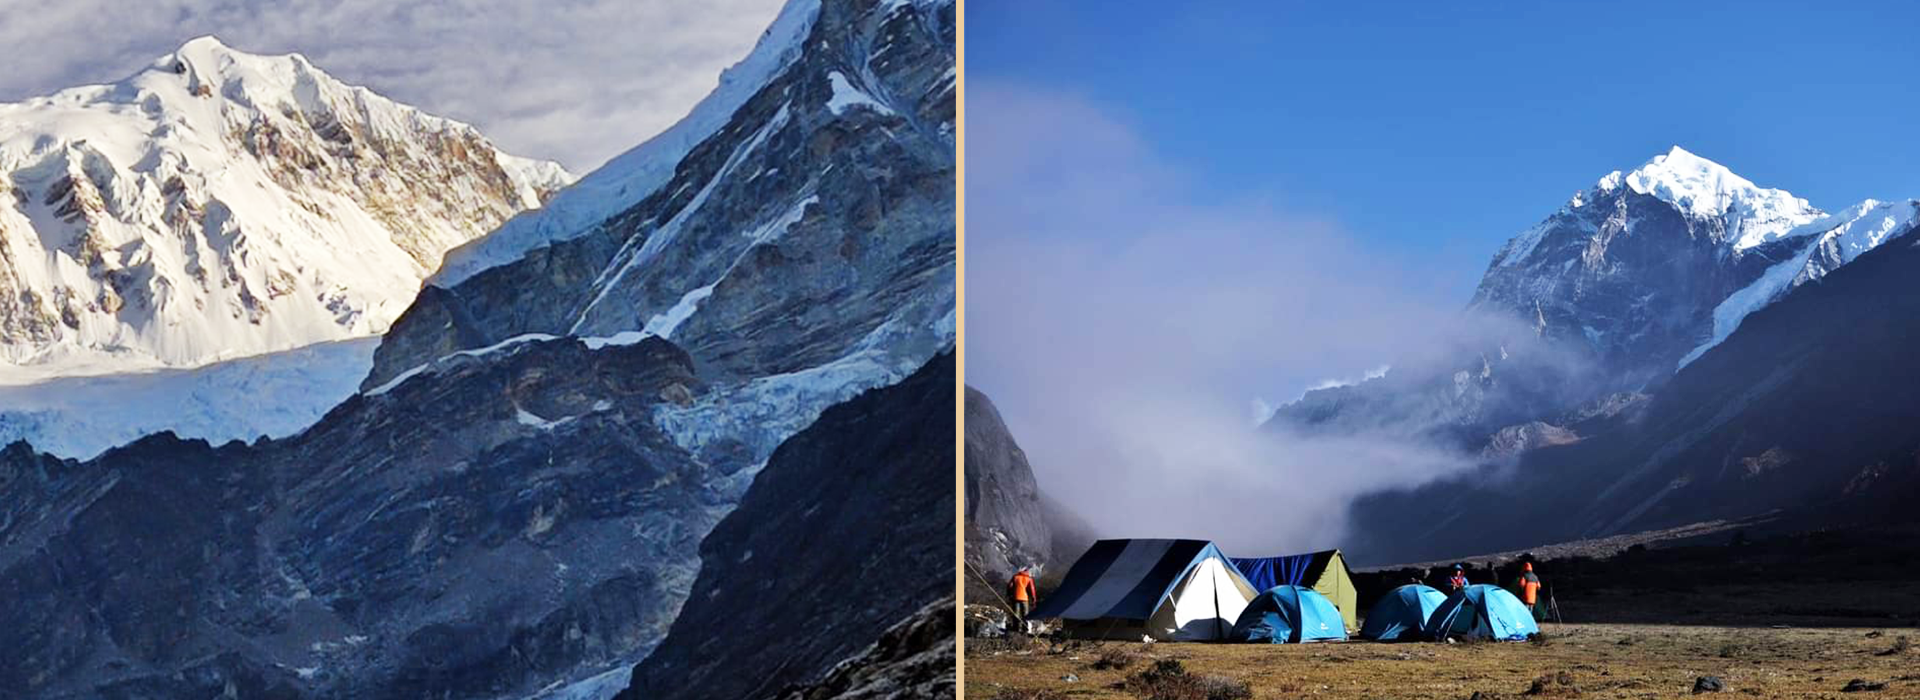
[1031,539,1257,641]
[1229,549,1358,632]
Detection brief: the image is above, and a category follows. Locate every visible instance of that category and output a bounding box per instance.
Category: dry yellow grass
[965,623,1920,699]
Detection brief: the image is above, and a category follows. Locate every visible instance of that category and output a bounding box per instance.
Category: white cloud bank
[967,82,1482,555]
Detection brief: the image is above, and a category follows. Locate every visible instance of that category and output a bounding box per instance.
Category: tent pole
[1215,560,1228,639]
[963,561,1020,625]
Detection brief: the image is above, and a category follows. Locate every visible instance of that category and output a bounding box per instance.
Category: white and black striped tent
[1030,538,1257,641]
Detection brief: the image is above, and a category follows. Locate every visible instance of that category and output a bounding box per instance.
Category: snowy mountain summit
[1605,145,1817,250]
[1275,146,1916,445]
[0,37,569,374]
[1493,146,1822,270]
[1474,146,1912,385]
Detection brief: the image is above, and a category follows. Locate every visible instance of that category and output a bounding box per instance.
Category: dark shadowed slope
[619,351,954,700]
[1350,225,1920,564]
[772,597,955,700]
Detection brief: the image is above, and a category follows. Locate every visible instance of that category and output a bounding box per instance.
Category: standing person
[1517,562,1545,620]
[1448,564,1468,592]
[1007,566,1038,632]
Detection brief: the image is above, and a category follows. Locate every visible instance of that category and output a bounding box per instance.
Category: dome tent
[1426,584,1539,641]
[1228,585,1348,644]
[1359,584,1447,641]
[1031,539,1257,641]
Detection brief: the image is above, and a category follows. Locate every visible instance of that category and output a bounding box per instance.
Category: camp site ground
[967,524,1920,698]
[965,623,1920,699]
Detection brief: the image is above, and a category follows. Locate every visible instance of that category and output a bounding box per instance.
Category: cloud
[0,0,786,172]
[966,82,1485,555]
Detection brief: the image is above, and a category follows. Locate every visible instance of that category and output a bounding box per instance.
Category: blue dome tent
[1228,585,1348,644]
[1229,549,1358,632]
[1359,584,1447,641]
[1425,584,1539,641]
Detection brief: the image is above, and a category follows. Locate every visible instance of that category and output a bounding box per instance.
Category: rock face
[619,351,954,700]
[1262,147,1920,565]
[1351,220,1920,563]
[1478,421,1580,462]
[964,386,1052,580]
[363,0,956,411]
[0,336,720,698]
[1470,147,1821,388]
[0,0,954,694]
[0,36,568,372]
[1271,148,1916,454]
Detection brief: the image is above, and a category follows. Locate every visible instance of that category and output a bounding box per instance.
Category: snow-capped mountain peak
[1497,147,1822,270]
[1592,146,1821,251]
[0,37,571,375]
[1469,147,1914,400]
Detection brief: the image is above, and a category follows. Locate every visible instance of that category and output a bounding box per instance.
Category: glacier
[1678,198,1920,368]
[0,337,376,460]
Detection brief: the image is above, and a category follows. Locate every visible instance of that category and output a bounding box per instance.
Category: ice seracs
[0,338,378,460]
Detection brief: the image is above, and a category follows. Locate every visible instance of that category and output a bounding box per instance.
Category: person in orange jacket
[1448,564,1468,592]
[1516,561,1545,619]
[1007,566,1038,630]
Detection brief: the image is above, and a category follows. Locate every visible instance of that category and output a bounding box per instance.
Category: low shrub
[1122,660,1253,700]
[1875,636,1910,657]
[991,689,1067,700]
[1194,674,1253,700]
[1092,647,1142,670]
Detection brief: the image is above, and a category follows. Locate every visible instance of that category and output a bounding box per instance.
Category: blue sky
[966,1,1920,548]
[972,0,1920,293]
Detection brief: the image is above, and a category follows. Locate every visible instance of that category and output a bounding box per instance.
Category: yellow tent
[1229,549,1359,632]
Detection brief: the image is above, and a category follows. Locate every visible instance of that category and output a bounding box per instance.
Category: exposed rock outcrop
[619,351,954,700]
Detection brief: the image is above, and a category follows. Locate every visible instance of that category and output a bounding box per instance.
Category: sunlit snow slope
[0,36,570,375]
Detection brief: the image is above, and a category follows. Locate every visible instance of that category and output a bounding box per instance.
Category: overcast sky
[0,0,787,173]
